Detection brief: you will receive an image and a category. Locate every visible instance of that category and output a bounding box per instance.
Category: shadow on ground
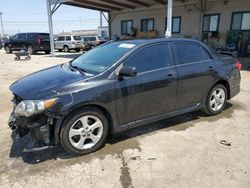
[8,102,234,165]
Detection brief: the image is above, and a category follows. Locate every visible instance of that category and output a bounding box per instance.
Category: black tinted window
[201,47,212,60]
[66,36,71,41]
[18,34,26,40]
[174,43,203,64]
[27,33,37,39]
[73,36,81,40]
[125,43,171,73]
[57,36,65,41]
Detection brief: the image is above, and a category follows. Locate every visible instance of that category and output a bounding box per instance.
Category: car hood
[10,64,86,99]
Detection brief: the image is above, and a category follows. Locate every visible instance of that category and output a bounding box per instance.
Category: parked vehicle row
[3,32,108,54]
[4,33,51,54]
[8,38,241,155]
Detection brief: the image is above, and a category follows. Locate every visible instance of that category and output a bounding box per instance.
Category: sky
[0,0,108,35]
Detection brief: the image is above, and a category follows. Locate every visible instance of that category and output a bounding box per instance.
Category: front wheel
[60,107,109,155]
[5,46,12,54]
[202,84,227,116]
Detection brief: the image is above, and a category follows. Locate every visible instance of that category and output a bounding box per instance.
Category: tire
[45,50,51,54]
[60,107,109,155]
[58,49,62,52]
[63,45,70,52]
[75,49,81,52]
[202,84,227,116]
[27,45,34,55]
[5,46,12,54]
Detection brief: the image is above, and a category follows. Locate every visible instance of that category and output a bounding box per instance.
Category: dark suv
[8,38,241,155]
[4,32,51,54]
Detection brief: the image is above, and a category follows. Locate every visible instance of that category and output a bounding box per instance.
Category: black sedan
[8,38,241,155]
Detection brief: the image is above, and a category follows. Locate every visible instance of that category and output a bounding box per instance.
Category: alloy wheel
[209,88,226,112]
[68,115,104,150]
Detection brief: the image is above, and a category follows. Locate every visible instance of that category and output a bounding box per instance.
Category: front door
[115,43,177,125]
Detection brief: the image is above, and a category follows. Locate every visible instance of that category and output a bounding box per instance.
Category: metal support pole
[108,12,112,40]
[100,11,103,27]
[0,12,4,37]
[46,0,55,57]
[165,0,173,38]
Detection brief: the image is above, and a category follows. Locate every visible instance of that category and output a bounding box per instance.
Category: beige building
[109,0,250,56]
[49,0,250,56]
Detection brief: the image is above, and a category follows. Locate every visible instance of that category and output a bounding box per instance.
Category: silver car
[55,35,82,52]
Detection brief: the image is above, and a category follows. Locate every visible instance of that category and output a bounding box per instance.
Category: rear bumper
[34,45,51,52]
[229,70,241,99]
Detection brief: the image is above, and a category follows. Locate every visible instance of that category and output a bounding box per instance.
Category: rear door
[115,42,177,125]
[56,36,65,49]
[172,42,217,110]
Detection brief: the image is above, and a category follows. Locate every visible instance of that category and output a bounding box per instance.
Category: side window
[13,34,19,39]
[27,33,36,39]
[66,36,71,41]
[201,47,213,61]
[18,34,26,40]
[173,43,203,64]
[57,36,65,41]
[125,43,171,73]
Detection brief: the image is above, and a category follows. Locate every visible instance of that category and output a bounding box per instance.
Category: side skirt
[113,103,203,134]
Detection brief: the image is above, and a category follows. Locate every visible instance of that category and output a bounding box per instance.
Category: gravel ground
[0,49,250,188]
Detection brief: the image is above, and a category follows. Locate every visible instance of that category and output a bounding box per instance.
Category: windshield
[71,41,138,74]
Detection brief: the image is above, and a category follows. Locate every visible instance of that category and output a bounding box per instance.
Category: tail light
[235,60,242,71]
[36,37,41,45]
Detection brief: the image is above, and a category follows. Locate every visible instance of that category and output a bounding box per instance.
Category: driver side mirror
[118,66,137,79]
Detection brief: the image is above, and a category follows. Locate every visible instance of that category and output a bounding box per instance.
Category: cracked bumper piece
[8,112,54,152]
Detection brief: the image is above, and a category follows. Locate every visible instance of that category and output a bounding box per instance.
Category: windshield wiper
[69,62,86,75]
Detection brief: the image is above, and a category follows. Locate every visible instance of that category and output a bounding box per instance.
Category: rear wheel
[5,46,12,54]
[63,45,70,52]
[203,84,227,116]
[44,50,51,54]
[60,107,109,155]
[27,45,34,55]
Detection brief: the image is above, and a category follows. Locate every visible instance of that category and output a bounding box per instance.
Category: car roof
[115,37,202,45]
[16,32,49,35]
[112,37,209,50]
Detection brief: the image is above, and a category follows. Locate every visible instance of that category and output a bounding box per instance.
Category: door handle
[208,66,214,71]
[166,74,175,80]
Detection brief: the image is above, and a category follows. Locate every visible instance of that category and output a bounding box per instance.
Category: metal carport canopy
[46,0,175,57]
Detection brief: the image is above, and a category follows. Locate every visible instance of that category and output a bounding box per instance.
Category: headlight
[14,98,57,117]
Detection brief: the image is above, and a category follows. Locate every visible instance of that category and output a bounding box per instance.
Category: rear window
[27,33,37,39]
[173,43,203,64]
[87,37,96,41]
[73,36,81,40]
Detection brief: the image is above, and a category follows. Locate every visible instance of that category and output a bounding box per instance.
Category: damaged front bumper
[8,110,56,152]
